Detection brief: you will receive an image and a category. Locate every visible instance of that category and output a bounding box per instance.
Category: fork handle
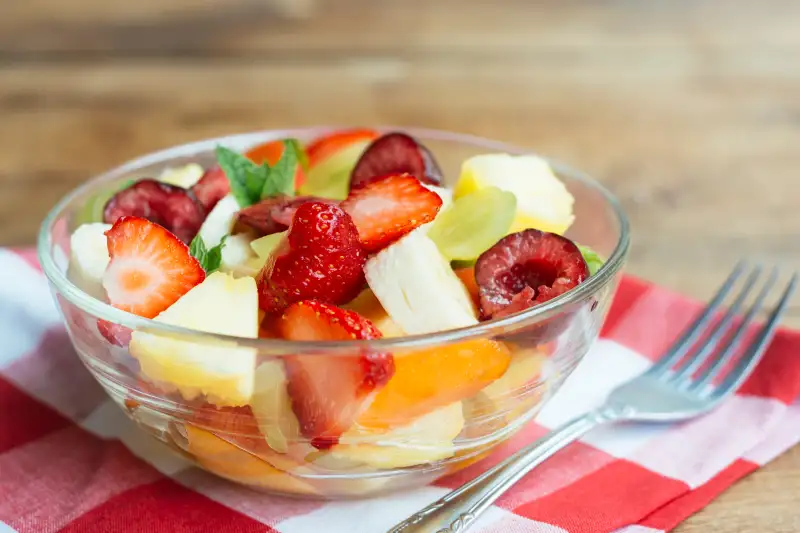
[388,409,614,533]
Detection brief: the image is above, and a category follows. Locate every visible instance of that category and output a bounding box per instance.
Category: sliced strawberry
[103,216,206,318]
[97,319,132,347]
[245,140,306,188]
[278,300,394,449]
[306,128,378,166]
[341,173,443,252]
[191,166,230,211]
[350,132,443,188]
[475,229,589,320]
[235,195,336,237]
[187,404,263,437]
[256,202,366,314]
[103,179,207,244]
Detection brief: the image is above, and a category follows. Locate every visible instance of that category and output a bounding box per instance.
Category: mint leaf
[577,244,604,276]
[215,146,270,207]
[215,142,299,207]
[261,140,298,198]
[189,235,227,274]
[286,138,309,171]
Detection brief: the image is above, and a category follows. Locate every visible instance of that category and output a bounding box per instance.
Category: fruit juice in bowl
[38,127,629,498]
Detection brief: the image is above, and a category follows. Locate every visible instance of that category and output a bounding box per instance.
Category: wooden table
[2,1,798,530]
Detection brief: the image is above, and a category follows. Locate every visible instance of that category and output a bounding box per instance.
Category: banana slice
[219,233,260,278]
[365,227,477,335]
[158,163,205,188]
[197,194,240,248]
[67,223,112,301]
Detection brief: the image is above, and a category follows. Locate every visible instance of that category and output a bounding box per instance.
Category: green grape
[73,180,135,228]
[298,142,368,200]
[577,244,604,276]
[250,231,288,258]
[428,186,517,261]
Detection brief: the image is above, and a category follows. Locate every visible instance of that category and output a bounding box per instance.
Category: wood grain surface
[2,1,798,531]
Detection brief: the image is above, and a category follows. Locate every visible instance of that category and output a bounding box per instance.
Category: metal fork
[390,264,797,533]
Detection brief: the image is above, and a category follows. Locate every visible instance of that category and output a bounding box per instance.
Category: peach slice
[184,424,315,495]
[359,339,512,429]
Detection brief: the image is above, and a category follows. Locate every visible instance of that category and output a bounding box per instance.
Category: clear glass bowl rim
[37,126,630,353]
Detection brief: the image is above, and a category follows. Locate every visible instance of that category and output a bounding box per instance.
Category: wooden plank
[3,0,800,59]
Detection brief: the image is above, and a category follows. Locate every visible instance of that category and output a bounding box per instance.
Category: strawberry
[256,202,366,314]
[97,319,132,347]
[191,166,231,211]
[306,128,378,167]
[187,404,263,437]
[278,300,394,449]
[245,140,306,188]
[102,216,206,318]
[341,173,443,252]
[235,195,335,237]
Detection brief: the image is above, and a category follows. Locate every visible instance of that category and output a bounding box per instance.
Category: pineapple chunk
[129,272,259,406]
[329,402,465,469]
[455,154,575,235]
[158,163,205,188]
[342,289,405,338]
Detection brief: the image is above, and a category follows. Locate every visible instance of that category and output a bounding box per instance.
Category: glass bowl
[37,127,629,498]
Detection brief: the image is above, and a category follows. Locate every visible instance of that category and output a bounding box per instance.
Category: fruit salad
[66,129,606,495]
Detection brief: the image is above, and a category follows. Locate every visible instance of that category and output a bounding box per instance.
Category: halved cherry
[235,195,336,237]
[103,179,207,244]
[350,132,443,189]
[191,166,230,211]
[474,229,590,345]
[475,229,589,320]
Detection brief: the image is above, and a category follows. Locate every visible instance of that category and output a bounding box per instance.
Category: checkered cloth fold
[1,248,798,533]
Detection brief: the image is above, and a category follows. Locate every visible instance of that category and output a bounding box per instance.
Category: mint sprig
[577,244,604,276]
[286,138,310,172]
[262,140,298,198]
[214,140,300,207]
[190,235,227,274]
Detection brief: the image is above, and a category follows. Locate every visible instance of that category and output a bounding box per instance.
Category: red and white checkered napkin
[1,247,799,533]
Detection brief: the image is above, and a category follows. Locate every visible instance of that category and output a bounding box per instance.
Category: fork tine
[691,272,796,396]
[667,266,763,384]
[684,268,778,388]
[648,262,747,375]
